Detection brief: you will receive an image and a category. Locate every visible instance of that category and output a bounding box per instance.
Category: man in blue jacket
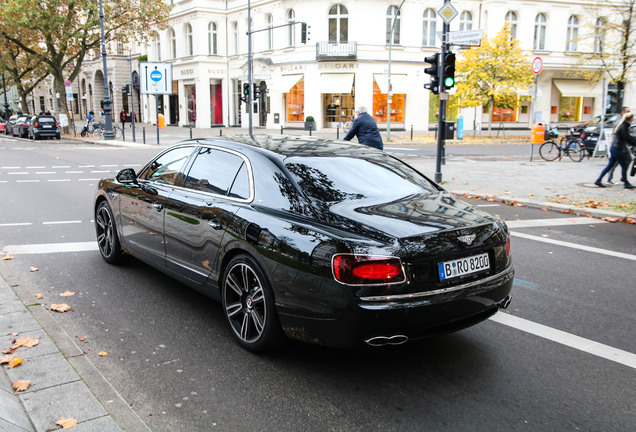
[343,106,384,150]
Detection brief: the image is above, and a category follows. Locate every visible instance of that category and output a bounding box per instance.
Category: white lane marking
[36,171,56,174]
[47,179,71,182]
[78,165,95,168]
[0,223,33,227]
[490,313,636,370]
[52,166,71,169]
[65,171,84,174]
[2,242,97,254]
[16,180,40,183]
[91,170,111,173]
[506,217,605,229]
[8,172,29,175]
[100,164,119,167]
[511,231,636,261]
[476,204,501,207]
[26,166,45,169]
[1,166,21,169]
[43,220,82,225]
[79,178,100,181]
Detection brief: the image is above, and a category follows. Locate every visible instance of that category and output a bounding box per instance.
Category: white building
[34,0,632,132]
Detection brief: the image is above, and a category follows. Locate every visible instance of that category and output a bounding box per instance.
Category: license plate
[43,125,52,128]
[438,252,490,281]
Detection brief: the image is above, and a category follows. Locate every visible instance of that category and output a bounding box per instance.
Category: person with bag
[595,112,636,189]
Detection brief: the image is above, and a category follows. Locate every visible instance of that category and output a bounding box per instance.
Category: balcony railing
[316,41,357,61]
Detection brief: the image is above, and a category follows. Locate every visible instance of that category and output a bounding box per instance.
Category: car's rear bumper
[277,265,514,347]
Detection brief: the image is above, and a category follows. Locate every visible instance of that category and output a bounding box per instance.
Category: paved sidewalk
[1,124,634,431]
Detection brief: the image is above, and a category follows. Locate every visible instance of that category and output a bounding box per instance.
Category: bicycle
[91,124,123,140]
[539,125,584,162]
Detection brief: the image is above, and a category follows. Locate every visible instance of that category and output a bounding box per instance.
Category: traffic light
[423,53,440,94]
[241,83,250,102]
[253,83,261,99]
[301,22,310,44]
[442,52,456,90]
[122,84,130,94]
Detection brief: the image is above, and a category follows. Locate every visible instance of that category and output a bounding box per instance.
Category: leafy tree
[453,24,535,131]
[0,0,169,116]
[570,0,636,110]
[0,39,48,114]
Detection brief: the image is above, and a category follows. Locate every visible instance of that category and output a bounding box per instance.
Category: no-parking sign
[139,62,173,95]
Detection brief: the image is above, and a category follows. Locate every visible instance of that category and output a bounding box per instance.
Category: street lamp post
[99,0,115,139]
[2,73,9,122]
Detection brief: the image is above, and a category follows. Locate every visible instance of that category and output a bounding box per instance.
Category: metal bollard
[281,126,284,135]
[309,124,313,136]
[122,126,125,142]
[220,129,223,136]
[410,125,413,140]
[337,125,339,140]
[143,127,146,144]
[189,126,193,139]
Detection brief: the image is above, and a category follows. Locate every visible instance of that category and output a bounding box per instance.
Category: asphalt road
[1,136,634,431]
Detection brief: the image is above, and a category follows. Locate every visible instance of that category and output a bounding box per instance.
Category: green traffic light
[444,77,454,87]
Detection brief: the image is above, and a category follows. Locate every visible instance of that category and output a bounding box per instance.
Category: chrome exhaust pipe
[365,334,409,347]
[499,296,512,310]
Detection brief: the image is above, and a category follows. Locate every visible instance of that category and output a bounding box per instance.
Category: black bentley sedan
[94,136,513,351]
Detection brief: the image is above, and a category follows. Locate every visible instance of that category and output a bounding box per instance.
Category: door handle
[152,203,164,212]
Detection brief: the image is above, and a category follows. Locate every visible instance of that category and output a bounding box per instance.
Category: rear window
[285,155,437,202]
[38,117,55,123]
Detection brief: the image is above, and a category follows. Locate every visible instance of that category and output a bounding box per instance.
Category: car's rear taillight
[332,254,406,285]
[34,123,39,128]
[22,123,28,126]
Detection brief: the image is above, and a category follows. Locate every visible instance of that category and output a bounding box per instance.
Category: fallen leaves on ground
[0,354,18,364]
[98,351,108,357]
[56,417,78,429]
[602,217,622,223]
[626,217,635,224]
[34,293,43,300]
[7,357,23,368]
[12,337,39,349]
[12,380,30,393]
[78,336,86,342]
[3,347,16,354]
[30,266,38,272]
[2,255,15,261]
[59,291,75,297]
[51,303,72,313]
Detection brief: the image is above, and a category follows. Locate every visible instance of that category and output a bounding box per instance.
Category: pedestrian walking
[120,108,127,128]
[595,112,636,189]
[606,106,630,184]
[343,106,384,150]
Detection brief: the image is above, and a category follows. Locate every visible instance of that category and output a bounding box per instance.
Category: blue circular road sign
[150,70,163,82]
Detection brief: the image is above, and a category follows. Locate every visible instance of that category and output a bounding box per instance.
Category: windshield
[285,155,437,203]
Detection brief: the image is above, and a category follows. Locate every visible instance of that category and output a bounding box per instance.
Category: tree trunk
[53,75,71,133]
[488,104,494,132]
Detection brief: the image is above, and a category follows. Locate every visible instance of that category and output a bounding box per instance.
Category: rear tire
[221,255,285,352]
[539,141,559,161]
[95,201,123,264]
[566,140,584,162]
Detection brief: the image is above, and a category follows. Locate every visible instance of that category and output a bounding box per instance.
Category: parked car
[28,115,60,140]
[11,116,31,138]
[5,114,18,135]
[94,136,514,351]
[0,120,5,133]
[570,113,622,153]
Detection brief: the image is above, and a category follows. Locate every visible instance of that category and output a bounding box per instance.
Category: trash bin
[531,122,545,144]
[158,113,165,129]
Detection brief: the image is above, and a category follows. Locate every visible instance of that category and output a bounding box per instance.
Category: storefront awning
[553,79,603,98]
[319,73,354,94]
[373,74,409,94]
[271,74,303,93]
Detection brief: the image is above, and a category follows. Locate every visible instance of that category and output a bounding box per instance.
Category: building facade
[29,0,633,132]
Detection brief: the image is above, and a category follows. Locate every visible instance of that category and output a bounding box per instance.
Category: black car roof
[184,134,380,160]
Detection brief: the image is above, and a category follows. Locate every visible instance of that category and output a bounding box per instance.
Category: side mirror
[116,168,137,184]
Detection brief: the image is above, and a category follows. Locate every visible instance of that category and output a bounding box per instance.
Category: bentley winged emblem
[457,234,476,245]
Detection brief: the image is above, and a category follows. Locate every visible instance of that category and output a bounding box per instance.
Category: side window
[139,146,194,185]
[184,147,250,199]
[228,162,250,200]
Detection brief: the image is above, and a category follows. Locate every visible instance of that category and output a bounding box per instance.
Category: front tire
[95,201,123,264]
[222,255,284,352]
[566,140,584,162]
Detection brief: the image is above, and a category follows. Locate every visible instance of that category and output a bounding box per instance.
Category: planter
[304,121,316,131]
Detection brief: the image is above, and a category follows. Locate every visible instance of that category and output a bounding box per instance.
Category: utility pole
[98,0,114,140]
[387,0,405,142]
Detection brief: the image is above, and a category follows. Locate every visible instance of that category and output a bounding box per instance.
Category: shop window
[551,106,557,115]
[584,106,591,115]
[286,78,304,122]
[558,97,582,121]
[372,80,404,123]
[185,84,197,125]
[491,106,518,122]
